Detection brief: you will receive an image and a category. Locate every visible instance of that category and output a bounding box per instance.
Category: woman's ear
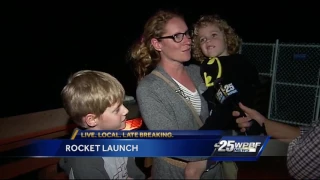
[151,38,162,52]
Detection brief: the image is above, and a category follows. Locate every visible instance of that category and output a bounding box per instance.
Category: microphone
[213,78,257,135]
[214,78,246,116]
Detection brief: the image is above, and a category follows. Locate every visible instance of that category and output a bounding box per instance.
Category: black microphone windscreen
[214,78,223,85]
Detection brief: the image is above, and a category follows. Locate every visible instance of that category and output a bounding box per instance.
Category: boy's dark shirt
[199,54,261,133]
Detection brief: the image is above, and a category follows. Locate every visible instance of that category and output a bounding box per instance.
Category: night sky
[2,2,319,117]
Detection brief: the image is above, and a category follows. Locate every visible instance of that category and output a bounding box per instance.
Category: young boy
[184,15,265,179]
[59,70,145,179]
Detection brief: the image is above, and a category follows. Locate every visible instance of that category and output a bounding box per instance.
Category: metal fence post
[314,69,320,124]
[267,39,279,119]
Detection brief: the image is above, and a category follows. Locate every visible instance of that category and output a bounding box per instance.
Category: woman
[130,10,223,179]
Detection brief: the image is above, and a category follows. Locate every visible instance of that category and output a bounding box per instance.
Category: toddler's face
[198,23,229,58]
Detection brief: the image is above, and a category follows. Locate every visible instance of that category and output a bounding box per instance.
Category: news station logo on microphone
[215,82,238,104]
[210,136,270,161]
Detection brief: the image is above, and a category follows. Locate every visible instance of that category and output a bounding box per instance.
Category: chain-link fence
[240,40,320,126]
[239,43,275,77]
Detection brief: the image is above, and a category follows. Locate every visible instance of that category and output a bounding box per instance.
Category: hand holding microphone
[232,103,267,133]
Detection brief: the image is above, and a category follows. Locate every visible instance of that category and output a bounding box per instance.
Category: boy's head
[192,14,242,62]
[61,70,128,130]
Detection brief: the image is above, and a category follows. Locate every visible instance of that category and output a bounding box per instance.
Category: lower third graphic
[210,136,270,161]
[214,140,261,152]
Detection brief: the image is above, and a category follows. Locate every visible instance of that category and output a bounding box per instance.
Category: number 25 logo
[223,84,235,93]
[217,140,235,152]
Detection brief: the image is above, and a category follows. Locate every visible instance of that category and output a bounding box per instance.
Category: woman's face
[153,17,192,63]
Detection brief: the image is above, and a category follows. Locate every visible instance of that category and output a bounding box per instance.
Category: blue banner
[1,130,270,161]
[72,130,225,139]
[3,139,220,157]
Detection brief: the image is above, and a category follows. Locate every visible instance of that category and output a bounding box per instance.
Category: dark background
[2,2,319,117]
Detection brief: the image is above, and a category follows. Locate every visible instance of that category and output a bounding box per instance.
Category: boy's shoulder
[59,157,107,178]
[59,157,132,179]
[60,157,105,170]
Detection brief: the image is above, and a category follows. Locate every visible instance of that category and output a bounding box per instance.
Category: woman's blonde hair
[130,10,184,80]
[192,14,242,62]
